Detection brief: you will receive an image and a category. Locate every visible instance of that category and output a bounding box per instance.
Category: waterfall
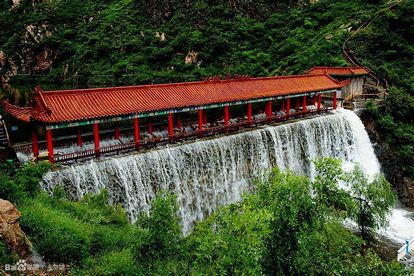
[42,109,414,240]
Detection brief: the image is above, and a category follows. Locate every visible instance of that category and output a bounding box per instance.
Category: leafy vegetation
[0,0,388,86]
[1,0,412,184]
[0,160,405,274]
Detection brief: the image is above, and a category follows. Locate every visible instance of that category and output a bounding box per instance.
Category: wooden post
[312,95,316,106]
[247,102,252,125]
[115,124,120,139]
[46,128,54,163]
[32,128,39,158]
[333,91,337,109]
[281,100,285,113]
[286,98,291,116]
[77,128,83,146]
[317,93,321,112]
[93,123,100,157]
[224,105,230,127]
[302,95,307,112]
[198,109,203,131]
[296,97,300,110]
[168,113,174,138]
[134,118,140,150]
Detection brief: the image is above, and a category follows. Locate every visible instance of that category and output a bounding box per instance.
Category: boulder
[0,200,31,257]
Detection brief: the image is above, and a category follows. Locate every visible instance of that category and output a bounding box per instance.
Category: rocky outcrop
[359,110,414,207]
[185,51,202,68]
[0,200,32,258]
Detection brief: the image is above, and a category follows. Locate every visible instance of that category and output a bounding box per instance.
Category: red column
[302,95,307,112]
[247,103,252,125]
[168,113,174,138]
[134,118,140,150]
[115,124,120,139]
[198,109,203,131]
[333,91,337,109]
[46,128,54,163]
[32,128,39,158]
[147,121,153,135]
[286,98,291,116]
[281,100,285,113]
[203,110,208,125]
[93,123,100,157]
[296,98,300,110]
[177,116,182,129]
[77,128,83,146]
[312,95,316,106]
[224,105,230,127]
[266,100,272,119]
[317,93,322,112]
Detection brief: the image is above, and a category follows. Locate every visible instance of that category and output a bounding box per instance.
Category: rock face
[0,199,31,257]
[359,110,414,207]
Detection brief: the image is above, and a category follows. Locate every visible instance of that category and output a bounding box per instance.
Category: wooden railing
[51,108,330,163]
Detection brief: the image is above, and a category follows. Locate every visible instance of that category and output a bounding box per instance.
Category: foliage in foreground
[0,160,405,274]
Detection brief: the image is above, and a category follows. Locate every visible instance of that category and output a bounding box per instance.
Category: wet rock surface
[358,109,414,208]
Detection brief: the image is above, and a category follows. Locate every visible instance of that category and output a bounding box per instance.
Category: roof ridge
[310,66,366,69]
[42,74,331,96]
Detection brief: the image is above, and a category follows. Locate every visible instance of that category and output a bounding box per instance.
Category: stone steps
[0,119,9,146]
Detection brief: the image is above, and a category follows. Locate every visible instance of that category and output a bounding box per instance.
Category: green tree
[259,168,321,274]
[185,199,271,274]
[345,165,397,241]
[132,191,182,271]
[313,157,353,215]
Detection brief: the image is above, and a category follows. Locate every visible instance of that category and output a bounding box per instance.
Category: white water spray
[42,109,413,240]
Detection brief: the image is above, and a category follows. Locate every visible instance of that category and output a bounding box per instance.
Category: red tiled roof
[306,66,369,76]
[2,102,32,123]
[3,74,346,125]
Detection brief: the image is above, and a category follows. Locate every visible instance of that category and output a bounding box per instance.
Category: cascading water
[42,109,414,240]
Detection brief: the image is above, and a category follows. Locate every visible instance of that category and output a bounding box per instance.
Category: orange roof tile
[3,74,346,125]
[306,66,369,76]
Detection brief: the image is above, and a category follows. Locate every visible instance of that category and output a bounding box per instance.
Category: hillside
[0,0,384,85]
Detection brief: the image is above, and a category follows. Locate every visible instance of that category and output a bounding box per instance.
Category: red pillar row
[198,109,203,131]
[77,128,83,146]
[224,105,230,127]
[247,102,252,125]
[32,128,39,158]
[93,123,100,158]
[46,128,54,163]
[333,91,337,109]
[133,118,140,150]
[168,113,174,138]
[302,95,307,112]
